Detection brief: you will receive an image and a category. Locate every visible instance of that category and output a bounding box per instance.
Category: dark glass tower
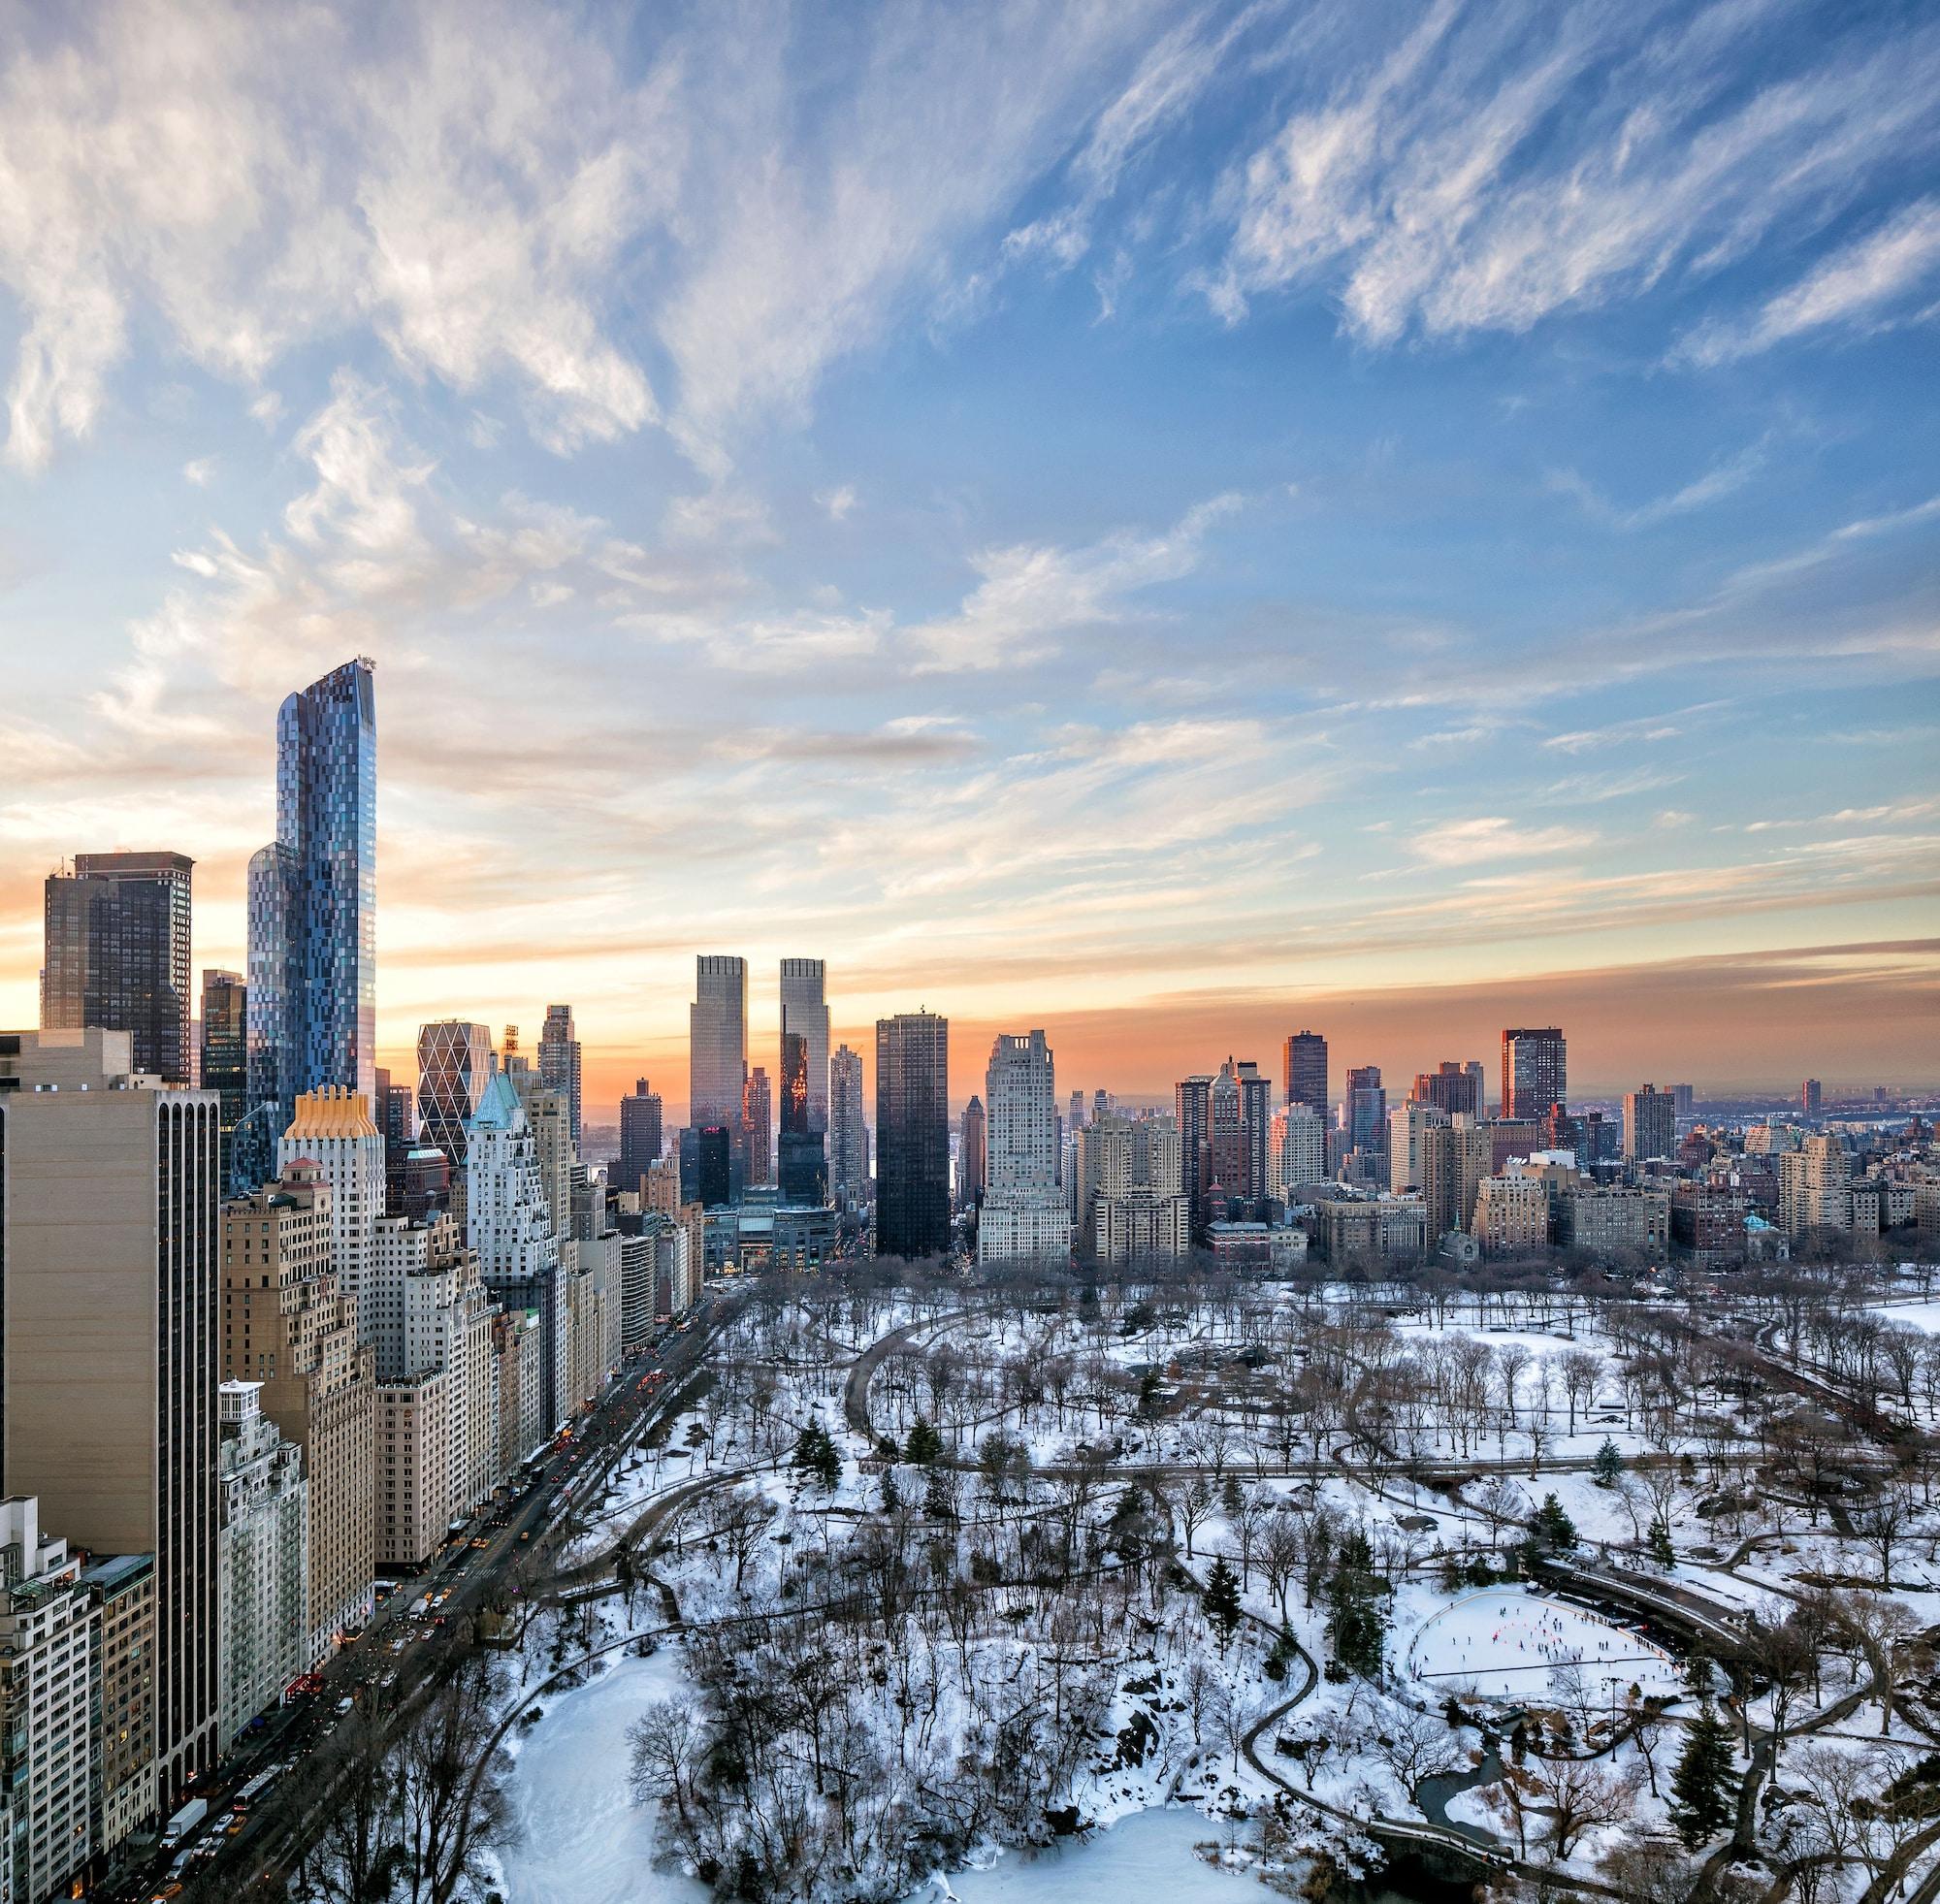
[1501,1027,1568,1122]
[618,1078,663,1195]
[1282,1029,1327,1113]
[42,851,194,1082]
[199,968,246,1187]
[778,1031,828,1206]
[874,1012,949,1258]
[244,659,376,1175]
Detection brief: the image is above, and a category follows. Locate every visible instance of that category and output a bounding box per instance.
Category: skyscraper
[417,1019,494,1201]
[468,1070,566,1430]
[0,1027,220,1800]
[376,1066,416,1215]
[743,1065,774,1187]
[1623,1082,1676,1163]
[200,967,247,1189]
[778,1033,828,1206]
[1801,1078,1824,1119]
[244,659,377,1158]
[979,1030,1067,1264]
[1283,1029,1328,1113]
[1502,1027,1568,1122]
[538,1004,583,1151]
[42,850,194,1082]
[618,1078,664,1195]
[875,1012,949,1258]
[829,1044,867,1216]
[958,1094,986,1211]
[690,954,748,1147]
[221,1159,375,1662]
[1345,1064,1388,1180]
[779,957,830,1135]
[1176,1075,1212,1226]
[1410,1060,1481,1117]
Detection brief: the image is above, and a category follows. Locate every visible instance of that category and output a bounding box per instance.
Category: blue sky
[1,0,1935,1107]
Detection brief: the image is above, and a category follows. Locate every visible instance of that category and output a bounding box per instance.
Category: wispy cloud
[1409,816,1596,866]
[1547,441,1767,532]
[1211,4,1940,352]
[1678,197,1940,365]
[908,493,1243,673]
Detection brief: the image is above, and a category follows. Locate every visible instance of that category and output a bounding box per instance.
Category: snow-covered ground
[1404,1585,1682,1702]
[496,1649,707,1904]
[930,1808,1258,1900]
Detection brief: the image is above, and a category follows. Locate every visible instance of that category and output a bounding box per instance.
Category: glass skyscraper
[242,659,376,1179]
[42,850,194,1082]
[874,1011,950,1258]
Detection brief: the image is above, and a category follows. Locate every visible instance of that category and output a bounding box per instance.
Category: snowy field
[1866,1301,1940,1334]
[929,1809,1257,1901]
[495,1649,707,1904]
[1404,1586,1681,1701]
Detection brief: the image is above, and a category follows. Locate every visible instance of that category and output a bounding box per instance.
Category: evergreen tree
[1528,1493,1578,1552]
[1647,1517,1676,1569]
[1667,1703,1737,1848]
[792,1424,840,1491]
[904,1414,944,1467]
[1203,1556,1243,1648]
[923,1467,957,1521]
[1594,1437,1625,1487]
[880,1468,901,1513]
[1324,1527,1386,1677]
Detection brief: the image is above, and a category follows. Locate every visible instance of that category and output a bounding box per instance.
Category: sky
[1,0,1936,1118]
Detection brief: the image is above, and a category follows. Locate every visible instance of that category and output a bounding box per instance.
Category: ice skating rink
[1405,1586,1683,1700]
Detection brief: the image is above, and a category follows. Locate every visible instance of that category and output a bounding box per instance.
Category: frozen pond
[497,1648,709,1904]
[929,1808,1256,1900]
[499,1658,1267,1904]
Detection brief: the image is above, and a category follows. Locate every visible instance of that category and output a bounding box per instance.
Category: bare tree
[1521,1757,1638,1860]
[1371,1701,1471,1806]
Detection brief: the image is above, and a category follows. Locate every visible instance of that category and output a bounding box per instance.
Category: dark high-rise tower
[1283,1029,1327,1113]
[244,659,376,1171]
[538,1004,582,1151]
[619,1078,664,1195]
[778,1033,828,1205]
[1176,1074,1212,1226]
[690,954,748,1182]
[743,1066,773,1187]
[375,1067,416,1215]
[875,1012,949,1258]
[42,851,194,1082]
[199,968,246,1187]
[1502,1027,1567,1122]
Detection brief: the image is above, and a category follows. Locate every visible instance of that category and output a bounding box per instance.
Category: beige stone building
[0,1027,219,1799]
[1780,1134,1852,1239]
[1471,1164,1551,1256]
[1420,1114,1493,1240]
[374,1372,454,1569]
[0,1498,96,1904]
[222,1159,375,1661]
[81,1551,155,1855]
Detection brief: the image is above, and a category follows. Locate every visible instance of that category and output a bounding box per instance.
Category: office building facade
[979,1030,1068,1264]
[1282,1029,1327,1113]
[1502,1026,1568,1122]
[200,966,247,1189]
[42,850,194,1083]
[1623,1082,1676,1163]
[690,955,748,1164]
[215,1381,307,1746]
[618,1078,663,1195]
[828,1044,867,1217]
[874,1013,949,1258]
[0,1028,220,1800]
[537,1004,583,1151]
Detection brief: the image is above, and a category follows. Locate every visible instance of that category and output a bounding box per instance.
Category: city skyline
[1,4,1935,1103]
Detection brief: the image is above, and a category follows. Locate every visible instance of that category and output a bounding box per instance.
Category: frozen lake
[499,1655,1272,1903]
[496,1648,710,1904]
